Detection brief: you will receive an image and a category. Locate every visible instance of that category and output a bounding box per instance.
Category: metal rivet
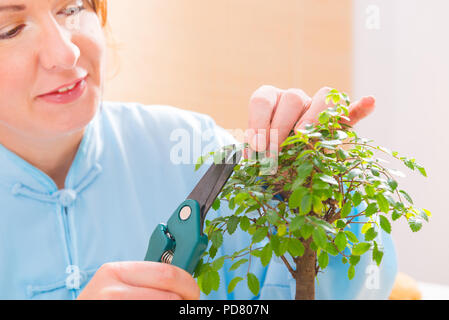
[179,206,192,221]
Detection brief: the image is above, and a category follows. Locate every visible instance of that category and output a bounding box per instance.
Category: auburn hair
[90,0,108,27]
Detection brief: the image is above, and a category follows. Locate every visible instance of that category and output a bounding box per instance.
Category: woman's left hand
[244,86,376,159]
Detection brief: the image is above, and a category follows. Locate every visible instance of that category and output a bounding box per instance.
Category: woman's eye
[0,24,25,40]
[59,1,86,16]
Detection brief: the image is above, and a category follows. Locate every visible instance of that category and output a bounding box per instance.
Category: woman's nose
[38,16,81,71]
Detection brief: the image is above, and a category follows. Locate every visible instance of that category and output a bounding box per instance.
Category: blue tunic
[0,101,397,299]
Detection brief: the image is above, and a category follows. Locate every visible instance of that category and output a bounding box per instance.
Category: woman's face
[0,0,106,140]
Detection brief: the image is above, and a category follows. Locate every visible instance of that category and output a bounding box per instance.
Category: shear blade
[187,145,242,227]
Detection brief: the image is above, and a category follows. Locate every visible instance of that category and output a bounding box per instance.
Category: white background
[353,0,448,284]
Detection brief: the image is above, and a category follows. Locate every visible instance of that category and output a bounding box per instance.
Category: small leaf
[277,224,287,237]
[318,251,329,269]
[364,227,378,241]
[229,259,248,271]
[318,174,339,186]
[352,242,371,256]
[290,216,305,232]
[352,192,362,207]
[348,265,356,280]
[252,227,268,244]
[312,227,328,249]
[408,217,423,232]
[345,230,359,244]
[379,215,392,234]
[287,238,305,257]
[334,232,347,252]
[247,273,260,296]
[340,201,353,218]
[300,224,314,240]
[211,231,223,248]
[372,242,384,266]
[260,243,273,267]
[228,277,244,294]
[240,216,250,231]
[376,194,390,214]
[211,257,225,271]
[300,193,313,215]
[400,190,414,204]
[227,216,240,235]
[212,198,221,211]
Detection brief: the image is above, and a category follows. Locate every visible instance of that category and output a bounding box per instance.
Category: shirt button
[57,189,77,207]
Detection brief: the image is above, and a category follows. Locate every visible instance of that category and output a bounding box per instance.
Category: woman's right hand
[77,261,201,300]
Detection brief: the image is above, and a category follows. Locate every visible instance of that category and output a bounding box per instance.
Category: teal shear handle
[144,199,208,275]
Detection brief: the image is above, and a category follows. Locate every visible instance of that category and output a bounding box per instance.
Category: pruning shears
[144,145,243,274]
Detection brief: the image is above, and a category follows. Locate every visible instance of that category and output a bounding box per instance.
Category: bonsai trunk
[295,239,317,300]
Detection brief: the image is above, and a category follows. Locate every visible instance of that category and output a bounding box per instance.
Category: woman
[0,0,396,299]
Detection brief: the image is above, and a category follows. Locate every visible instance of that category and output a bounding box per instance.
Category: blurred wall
[104,0,353,131]
[353,0,447,284]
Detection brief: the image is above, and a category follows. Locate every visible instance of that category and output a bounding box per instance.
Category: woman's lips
[37,76,88,105]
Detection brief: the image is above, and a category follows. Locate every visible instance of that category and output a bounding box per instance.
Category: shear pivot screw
[179,206,192,221]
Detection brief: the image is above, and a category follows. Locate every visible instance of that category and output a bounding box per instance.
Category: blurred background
[103,0,447,291]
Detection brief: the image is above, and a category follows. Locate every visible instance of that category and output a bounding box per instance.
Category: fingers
[294,86,333,132]
[245,85,284,158]
[341,96,376,126]
[98,283,183,300]
[102,261,201,300]
[268,88,311,155]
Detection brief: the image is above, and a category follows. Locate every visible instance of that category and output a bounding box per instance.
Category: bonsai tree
[194,89,430,300]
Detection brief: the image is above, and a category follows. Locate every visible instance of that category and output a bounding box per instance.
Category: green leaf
[252,227,268,244]
[211,231,223,248]
[364,227,378,241]
[352,192,362,207]
[266,209,280,225]
[318,174,339,186]
[408,217,423,232]
[240,216,250,231]
[312,227,328,249]
[348,265,356,280]
[290,216,305,232]
[229,259,248,271]
[227,216,239,235]
[376,194,390,213]
[344,230,359,244]
[379,215,392,234]
[260,243,273,267]
[349,254,361,266]
[300,193,313,215]
[212,198,221,211]
[211,257,225,271]
[387,179,398,191]
[277,224,287,237]
[297,162,313,179]
[336,219,346,229]
[318,251,329,269]
[340,201,353,218]
[334,232,347,252]
[247,273,260,296]
[400,190,414,204]
[205,270,220,292]
[416,165,427,177]
[365,202,379,217]
[228,277,244,294]
[300,223,314,240]
[352,242,371,256]
[287,238,305,257]
[372,242,384,266]
[288,186,308,209]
